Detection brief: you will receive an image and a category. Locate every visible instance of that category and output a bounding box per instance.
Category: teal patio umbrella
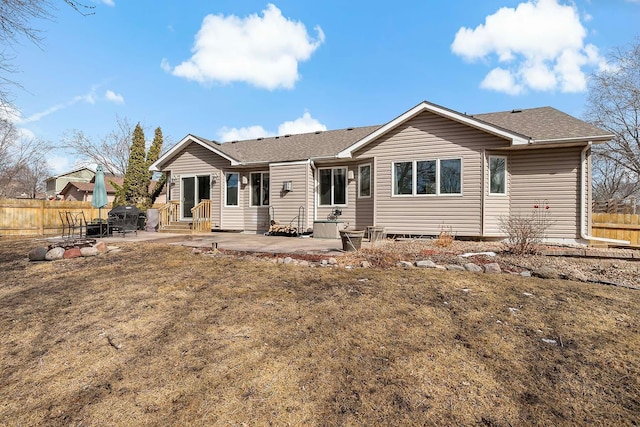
[91,165,108,227]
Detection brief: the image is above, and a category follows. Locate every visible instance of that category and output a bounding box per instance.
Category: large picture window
[359,164,371,198]
[250,172,270,206]
[393,159,462,196]
[319,167,347,206]
[225,172,239,206]
[489,156,506,195]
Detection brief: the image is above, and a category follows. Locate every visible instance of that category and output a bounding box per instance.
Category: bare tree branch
[585,40,640,200]
[61,115,133,175]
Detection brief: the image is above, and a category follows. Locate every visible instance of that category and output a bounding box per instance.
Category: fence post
[39,200,45,235]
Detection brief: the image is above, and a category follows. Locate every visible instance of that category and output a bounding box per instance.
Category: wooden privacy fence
[591,213,640,247]
[0,199,112,236]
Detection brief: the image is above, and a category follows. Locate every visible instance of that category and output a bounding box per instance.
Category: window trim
[488,155,507,196]
[392,158,463,197]
[358,163,372,199]
[224,171,239,207]
[318,166,348,206]
[250,171,270,207]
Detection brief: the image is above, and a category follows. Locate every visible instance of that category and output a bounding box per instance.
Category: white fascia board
[337,101,528,158]
[269,160,311,167]
[532,135,614,144]
[149,134,240,171]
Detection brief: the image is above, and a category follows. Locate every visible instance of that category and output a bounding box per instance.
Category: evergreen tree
[147,127,166,205]
[113,123,148,208]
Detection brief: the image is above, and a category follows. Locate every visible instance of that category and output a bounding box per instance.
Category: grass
[1,237,639,426]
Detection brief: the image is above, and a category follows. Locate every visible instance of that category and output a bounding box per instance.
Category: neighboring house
[60,175,165,204]
[45,166,95,199]
[150,101,613,244]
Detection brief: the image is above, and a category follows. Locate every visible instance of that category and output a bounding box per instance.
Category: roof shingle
[472,107,612,141]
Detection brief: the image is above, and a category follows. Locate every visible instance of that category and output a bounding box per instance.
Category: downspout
[580,143,629,245]
[310,160,317,222]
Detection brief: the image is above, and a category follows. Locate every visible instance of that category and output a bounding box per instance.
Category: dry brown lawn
[1,237,639,426]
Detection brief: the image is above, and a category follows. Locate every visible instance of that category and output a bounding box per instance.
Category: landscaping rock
[328,258,338,265]
[45,247,65,261]
[360,261,372,268]
[299,260,310,267]
[80,246,99,257]
[63,248,82,259]
[483,263,502,274]
[532,266,560,279]
[565,268,589,282]
[464,263,483,273]
[283,257,293,264]
[320,259,328,266]
[28,246,48,261]
[520,271,532,277]
[94,241,108,253]
[397,261,413,269]
[415,260,437,268]
[446,264,465,272]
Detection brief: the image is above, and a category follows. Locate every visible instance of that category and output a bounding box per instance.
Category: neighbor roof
[473,107,613,142]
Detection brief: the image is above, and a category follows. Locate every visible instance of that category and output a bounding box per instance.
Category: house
[150,100,614,244]
[60,175,166,204]
[45,166,95,199]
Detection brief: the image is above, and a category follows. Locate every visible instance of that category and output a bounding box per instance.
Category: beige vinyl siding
[163,142,229,228]
[354,110,510,236]
[484,153,510,236]
[270,162,312,231]
[585,147,592,234]
[510,146,583,240]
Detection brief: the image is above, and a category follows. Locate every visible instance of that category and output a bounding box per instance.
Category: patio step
[159,222,192,233]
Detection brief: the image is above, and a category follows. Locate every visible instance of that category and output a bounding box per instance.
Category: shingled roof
[472,107,612,141]
[152,102,612,170]
[193,125,381,164]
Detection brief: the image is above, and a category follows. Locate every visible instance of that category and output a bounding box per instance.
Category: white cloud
[219,125,271,142]
[481,68,524,95]
[277,111,327,135]
[451,0,606,95]
[105,90,124,104]
[96,0,115,6]
[167,4,325,90]
[47,155,73,175]
[218,111,326,142]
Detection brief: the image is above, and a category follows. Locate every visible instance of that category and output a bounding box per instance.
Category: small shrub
[434,226,455,248]
[499,203,553,255]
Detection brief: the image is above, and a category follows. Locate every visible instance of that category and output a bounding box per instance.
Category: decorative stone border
[28,239,119,261]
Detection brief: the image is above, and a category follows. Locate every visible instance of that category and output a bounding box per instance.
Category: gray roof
[195,125,381,164]
[176,105,610,166]
[472,107,612,141]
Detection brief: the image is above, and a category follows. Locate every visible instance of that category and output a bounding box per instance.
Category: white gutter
[579,142,629,245]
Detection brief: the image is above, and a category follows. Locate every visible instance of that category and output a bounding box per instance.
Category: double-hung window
[319,167,347,206]
[393,159,462,196]
[225,172,239,206]
[250,172,270,206]
[489,156,506,195]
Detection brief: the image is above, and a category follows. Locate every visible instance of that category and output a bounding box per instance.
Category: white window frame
[250,171,270,207]
[392,158,463,197]
[224,172,239,207]
[318,167,348,206]
[488,155,507,196]
[358,163,372,199]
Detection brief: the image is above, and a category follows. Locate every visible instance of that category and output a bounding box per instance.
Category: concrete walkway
[84,231,350,255]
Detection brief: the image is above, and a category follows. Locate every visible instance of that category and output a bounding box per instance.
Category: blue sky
[4,0,639,174]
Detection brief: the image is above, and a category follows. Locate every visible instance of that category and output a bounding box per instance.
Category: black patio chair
[66,211,87,239]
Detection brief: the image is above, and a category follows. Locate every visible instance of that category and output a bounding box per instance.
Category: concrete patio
[88,231,352,256]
